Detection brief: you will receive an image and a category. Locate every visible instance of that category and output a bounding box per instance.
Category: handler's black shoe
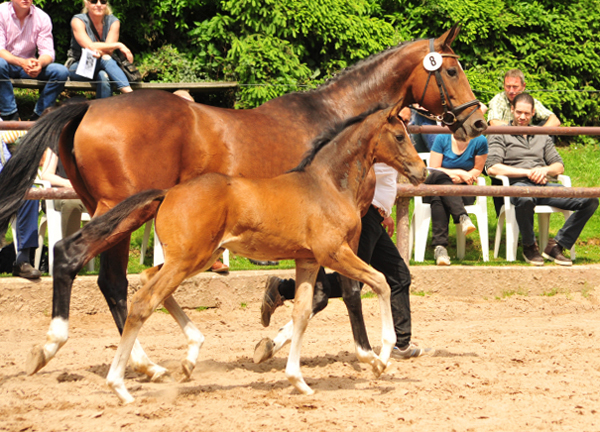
[260,276,284,327]
[12,262,41,280]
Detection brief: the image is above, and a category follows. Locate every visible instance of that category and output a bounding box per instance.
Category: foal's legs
[323,245,396,373]
[107,263,192,403]
[254,273,376,368]
[285,259,320,395]
[162,294,205,380]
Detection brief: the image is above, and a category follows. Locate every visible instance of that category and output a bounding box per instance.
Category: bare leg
[284,259,320,395]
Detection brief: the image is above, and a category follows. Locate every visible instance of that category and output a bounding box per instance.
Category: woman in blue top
[68,0,134,99]
[424,134,488,265]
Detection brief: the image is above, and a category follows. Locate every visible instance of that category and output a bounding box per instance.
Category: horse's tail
[72,188,168,249]
[0,102,90,233]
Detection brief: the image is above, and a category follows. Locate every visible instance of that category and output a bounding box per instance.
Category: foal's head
[372,103,428,186]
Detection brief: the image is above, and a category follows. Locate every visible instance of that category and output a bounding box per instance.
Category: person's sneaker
[542,239,572,266]
[12,262,41,280]
[391,343,434,359]
[260,276,284,327]
[434,245,451,266]
[459,214,476,236]
[522,243,544,266]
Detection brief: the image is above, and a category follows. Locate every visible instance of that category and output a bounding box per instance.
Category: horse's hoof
[150,368,173,383]
[25,345,47,375]
[181,360,195,381]
[253,338,275,364]
[371,358,386,378]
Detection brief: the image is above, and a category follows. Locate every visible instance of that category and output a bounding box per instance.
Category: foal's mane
[289,103,388,173]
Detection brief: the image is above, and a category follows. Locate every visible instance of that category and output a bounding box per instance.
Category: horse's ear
[435,24,461,50]
[388,100,405,121]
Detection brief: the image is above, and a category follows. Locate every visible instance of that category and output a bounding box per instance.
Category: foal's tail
[66,188,168,252]
[0,102,90,234]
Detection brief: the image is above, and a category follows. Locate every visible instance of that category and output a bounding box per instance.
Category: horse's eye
[447,68,457,77]
[395,134,405,142]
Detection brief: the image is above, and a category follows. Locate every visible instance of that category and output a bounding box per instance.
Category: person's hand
[23,58,41,77]
[382,216,394,237]
[528,167,548,184]
[119,44,133,63]
[399,107,411,123]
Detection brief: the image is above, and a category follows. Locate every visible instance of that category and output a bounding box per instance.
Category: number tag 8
[423,52,443,72]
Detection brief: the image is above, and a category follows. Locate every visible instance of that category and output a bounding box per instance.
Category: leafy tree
[189,0,396,107]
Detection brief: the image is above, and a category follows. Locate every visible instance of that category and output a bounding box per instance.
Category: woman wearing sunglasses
[67,0,133,98]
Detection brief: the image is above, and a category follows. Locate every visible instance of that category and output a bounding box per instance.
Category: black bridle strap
[416,38,480,126]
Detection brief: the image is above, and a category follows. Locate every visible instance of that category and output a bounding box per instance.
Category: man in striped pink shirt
[0,0,68,121]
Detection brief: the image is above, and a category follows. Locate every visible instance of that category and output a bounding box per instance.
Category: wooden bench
[10,78,238,93]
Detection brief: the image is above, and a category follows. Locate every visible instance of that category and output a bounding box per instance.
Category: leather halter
[413,39,481,127]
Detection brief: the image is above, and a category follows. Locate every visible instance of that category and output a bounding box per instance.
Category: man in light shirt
[487,69,560,127]
[0,0,69,121]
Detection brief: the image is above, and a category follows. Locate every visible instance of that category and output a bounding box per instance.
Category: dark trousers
[511,181,599,249]
[279,205,413,348]
[423,170,474,248]
[16,199,39,251]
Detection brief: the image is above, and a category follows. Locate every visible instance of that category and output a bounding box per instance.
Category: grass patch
[240,302,248,309]
[157,307,169,314]
[581,282,595,299]
[412,290,431,297]
[361,291,377,299]
[495,288,529,300]
[196,306,210,312]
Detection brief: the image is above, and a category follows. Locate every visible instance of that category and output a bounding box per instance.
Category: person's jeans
[0,59,69,116]
[16,198,39,251]
[279,206,413,348]
[69,56,129,99]
[423,170,475,247]
[511,181,599,249]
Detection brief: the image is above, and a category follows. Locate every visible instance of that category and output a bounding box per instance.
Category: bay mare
[0,25,486,379]
[67,102,427,403]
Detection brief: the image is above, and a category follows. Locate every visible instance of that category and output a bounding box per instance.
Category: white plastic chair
[35,180,93,275]
[408,153,489,262]
[140,219,229,267]
[493,174,575,262]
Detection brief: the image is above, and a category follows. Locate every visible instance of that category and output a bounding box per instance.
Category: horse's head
[407,25,487,141]
[373,103,428,186]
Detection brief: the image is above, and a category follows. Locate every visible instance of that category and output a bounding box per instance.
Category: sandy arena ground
[1,282,600,432]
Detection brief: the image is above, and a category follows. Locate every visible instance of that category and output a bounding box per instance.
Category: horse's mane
[315,39,416,90]
[289,103,388,173]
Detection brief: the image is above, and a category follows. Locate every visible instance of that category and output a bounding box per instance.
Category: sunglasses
[88,0,108,4]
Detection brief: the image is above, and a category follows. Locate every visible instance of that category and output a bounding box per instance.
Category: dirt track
[1,280,600,432]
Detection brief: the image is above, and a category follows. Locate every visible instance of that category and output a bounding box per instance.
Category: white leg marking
[163,295,204,379]
[130,339,170,382]
[271,320,294,354]
[43,317,69,361]
[373,274,396,369]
